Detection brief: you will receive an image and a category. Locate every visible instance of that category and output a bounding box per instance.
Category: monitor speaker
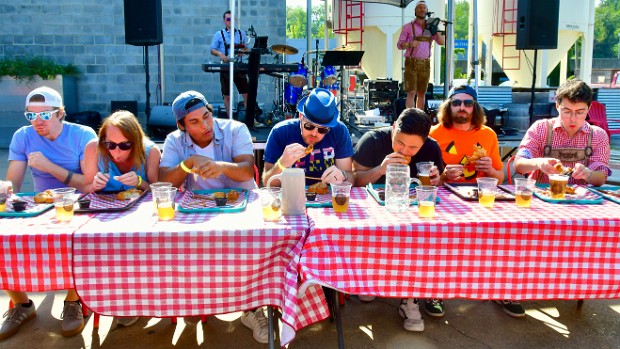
[124,0,163,46]
[111,100,138,116]
[516,0,559,50]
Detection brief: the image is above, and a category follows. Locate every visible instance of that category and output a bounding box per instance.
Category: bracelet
[63,170,74,185]
[137,175,143,187]
[180,160,192,173]
[275,159,286,171]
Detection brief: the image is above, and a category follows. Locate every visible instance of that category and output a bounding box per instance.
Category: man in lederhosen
[397,0,445,110]
[515,79,611,186]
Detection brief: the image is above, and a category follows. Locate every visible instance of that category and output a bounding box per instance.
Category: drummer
[210,10,250,118]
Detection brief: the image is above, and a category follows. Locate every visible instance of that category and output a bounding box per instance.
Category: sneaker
[60,301,85,337]
[496,300,526,318]
[358,295,376,302]
[0,301,36,340]
[240,308,269,344]
[424,299,445,318]
[398,298,424,332]
[115,317,139,327]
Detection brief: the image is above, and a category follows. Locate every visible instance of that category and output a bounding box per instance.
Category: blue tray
[0,192,54,218]
[587,185,620,205]
[533,184,603,204]
[178,189,248,213]
[305,186,332,208]
[366,183,441,206]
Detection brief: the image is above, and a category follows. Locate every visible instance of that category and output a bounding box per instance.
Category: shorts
[220,71,250,96]
[403,58,431,93]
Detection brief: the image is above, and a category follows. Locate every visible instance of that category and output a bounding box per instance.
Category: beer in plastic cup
[548,174,569,199]
[150,182,173,212]
[331,182,352,213]
[416,162,433,186]
[514,178,535,207]
[51,187,76,222]
[153,187,177,221]
[476,177,498,208]
[416,185,437,218]
[260,187,282,221]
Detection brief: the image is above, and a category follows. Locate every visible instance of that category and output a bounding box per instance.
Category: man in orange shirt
[430,84,504,183]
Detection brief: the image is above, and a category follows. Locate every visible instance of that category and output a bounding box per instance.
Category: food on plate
[308,182,329,195]
[11,199,28,212]
[226,190,240,201]
[467,145,487,165]
[304,144,314,155]
[34,190,54,204]
[116,188,143,200]
[565,185,576,194]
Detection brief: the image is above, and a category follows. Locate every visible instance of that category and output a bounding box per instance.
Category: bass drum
[284,82,303,106]
[289,63,308,88]
[320,66,337,87]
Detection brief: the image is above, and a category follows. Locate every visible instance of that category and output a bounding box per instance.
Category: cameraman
[397,0,445,110]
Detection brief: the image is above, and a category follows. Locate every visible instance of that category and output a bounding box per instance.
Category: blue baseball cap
[448,84,478,101]
[296,88,340,128]
[172,90,208,121]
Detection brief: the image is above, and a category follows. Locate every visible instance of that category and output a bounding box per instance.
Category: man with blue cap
[159,90,257,191]
[262,88,354,186]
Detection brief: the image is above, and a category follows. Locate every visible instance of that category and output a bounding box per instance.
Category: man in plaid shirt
[514,79,611,186]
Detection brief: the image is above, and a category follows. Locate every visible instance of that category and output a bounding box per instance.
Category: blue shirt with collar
[160,118,257,191]
[210,27,248,56]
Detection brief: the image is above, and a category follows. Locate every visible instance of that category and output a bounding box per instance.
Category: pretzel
[467,145,487,164]
[308,182,329,195]
[304,144,314,155]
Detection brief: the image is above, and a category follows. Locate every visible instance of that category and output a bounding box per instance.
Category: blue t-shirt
[263,119,354,185]
[98,139,156,192]
[8,122,97,192]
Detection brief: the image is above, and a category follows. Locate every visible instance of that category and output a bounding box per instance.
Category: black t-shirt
[353,127,445,184]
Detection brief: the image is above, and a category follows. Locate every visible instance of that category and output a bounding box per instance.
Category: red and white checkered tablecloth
[0,209,92,291]
[300,187,620,301]
[72,191,328,347]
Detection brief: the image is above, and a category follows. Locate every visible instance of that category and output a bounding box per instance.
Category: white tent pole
[228,0,236,119]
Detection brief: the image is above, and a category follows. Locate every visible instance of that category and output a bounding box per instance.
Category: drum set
[267,44,344,122]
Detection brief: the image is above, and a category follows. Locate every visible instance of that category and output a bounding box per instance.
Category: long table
[70,191,328,346]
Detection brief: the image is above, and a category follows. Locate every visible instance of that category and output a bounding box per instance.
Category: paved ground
[1,136,620,348]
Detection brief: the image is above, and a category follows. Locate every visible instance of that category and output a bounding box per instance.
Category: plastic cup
[153,186,177,221]
[260,187,282,221]
[416,185,437,218]
[150,182,173,212]
[416,162,433,186]
[476,177,498,208]
[51,187,76,222]
[514,178,536,207]
[548,174,569,199]
[331,182,352,213]
[0,182,8,213]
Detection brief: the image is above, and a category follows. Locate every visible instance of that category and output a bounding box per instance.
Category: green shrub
[0,56,79,82]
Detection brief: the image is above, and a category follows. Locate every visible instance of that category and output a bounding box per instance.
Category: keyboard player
[210,10,249,118]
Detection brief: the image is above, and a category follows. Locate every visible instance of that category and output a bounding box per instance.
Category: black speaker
[516,0,559,50]
[111,100,138,116]
[124,0,163,46]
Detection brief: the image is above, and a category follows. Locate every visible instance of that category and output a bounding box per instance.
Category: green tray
[0,192,54,218]
[366,183,441,206]
[587,185,620,205]
[533,184,603,204]
[178,189,248,213]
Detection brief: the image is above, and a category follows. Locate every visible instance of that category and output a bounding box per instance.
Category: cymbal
[271,44,298,55]
[334,45,355,51]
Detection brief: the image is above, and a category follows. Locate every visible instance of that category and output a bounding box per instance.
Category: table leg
[267,306,275,349]
[333,290,345,349]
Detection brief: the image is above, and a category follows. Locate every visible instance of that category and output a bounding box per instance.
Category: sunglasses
[303,122,330,135]
[103,141,133,151]
[450,99,475,108]
[24,110,58,121]
[225,17,231,21]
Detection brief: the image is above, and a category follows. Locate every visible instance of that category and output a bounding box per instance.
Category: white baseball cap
[414,0,427,10]
[25,86,63,108]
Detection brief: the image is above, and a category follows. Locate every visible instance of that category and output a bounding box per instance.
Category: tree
[594,0,620,58]
[454,0,469,40]
[287,5,335,39]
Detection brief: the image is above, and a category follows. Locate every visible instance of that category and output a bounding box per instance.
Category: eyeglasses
[450,99,475,108]
[103,141,133,151]
[225,17,231,21]
[303,122,330,135]
[560,109,588,119]
[24,110,58,121]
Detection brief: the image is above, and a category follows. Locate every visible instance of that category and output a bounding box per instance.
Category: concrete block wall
[0,0,286,126]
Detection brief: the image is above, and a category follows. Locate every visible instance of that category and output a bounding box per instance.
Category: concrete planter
[0,75,77,148]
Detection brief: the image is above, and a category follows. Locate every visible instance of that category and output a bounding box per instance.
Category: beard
[452,113,471,124]
[415,14,426,20]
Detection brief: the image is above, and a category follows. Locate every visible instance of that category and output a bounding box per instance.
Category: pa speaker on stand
[516,0,559,50]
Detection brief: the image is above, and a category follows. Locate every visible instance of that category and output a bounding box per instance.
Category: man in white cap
[2,86,98,340]
[398,0,445,110]
[262,88,354,186]
[159,90,257,191]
